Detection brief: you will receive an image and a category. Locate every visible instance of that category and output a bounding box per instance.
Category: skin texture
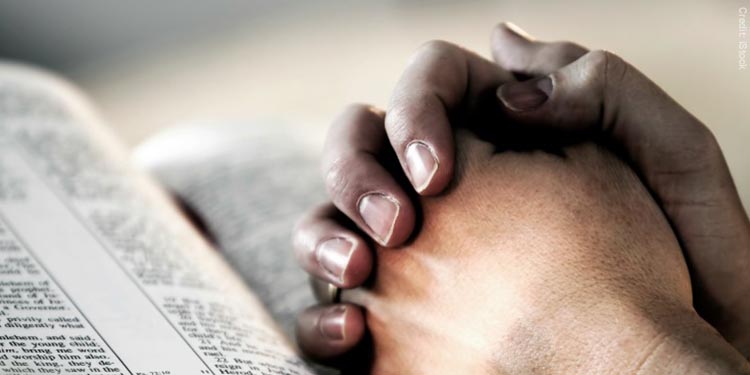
[292,22,750,362]
[340,130,747,374]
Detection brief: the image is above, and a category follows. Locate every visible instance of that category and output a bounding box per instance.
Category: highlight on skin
[342,130,748,374]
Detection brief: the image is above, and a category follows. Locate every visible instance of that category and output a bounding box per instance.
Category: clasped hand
[292,23,750,374]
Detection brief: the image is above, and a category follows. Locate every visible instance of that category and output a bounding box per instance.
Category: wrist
[633,312,750,375]
[569,305,750,374]
[491,298,750,374]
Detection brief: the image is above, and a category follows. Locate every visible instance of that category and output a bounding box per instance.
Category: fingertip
[296,304,366,360]
[357,192,415,248]
[404,140,438,193]
[293,205,374,288]
[404,140,453,197]
[341,304,366,343]
[422,149,454,197]
[339,237,373,287]
[314,235,372,288]
[323,103,421,249]
[315,236,373,288]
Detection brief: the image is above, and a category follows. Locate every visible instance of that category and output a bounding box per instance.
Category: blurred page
[134,122,325,340]
[0,62,312,375]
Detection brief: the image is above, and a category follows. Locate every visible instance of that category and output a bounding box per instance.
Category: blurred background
[0,0,748,205]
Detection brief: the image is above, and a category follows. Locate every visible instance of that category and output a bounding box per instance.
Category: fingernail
[319,305,347,341]
[405,141,438,193]
[498,76,552,112]
[503,22,535,41]
[316,238,354,283]
[358,193,399,245]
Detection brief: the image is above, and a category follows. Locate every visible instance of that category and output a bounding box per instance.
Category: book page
[0,62,313,375]
[134,123,326,340]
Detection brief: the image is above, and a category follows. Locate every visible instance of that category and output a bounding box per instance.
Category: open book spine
[0,62,312,375]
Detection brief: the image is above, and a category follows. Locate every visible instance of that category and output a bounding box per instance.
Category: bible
[0,61,320,375]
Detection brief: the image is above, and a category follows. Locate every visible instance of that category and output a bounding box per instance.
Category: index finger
[385,40,515,195]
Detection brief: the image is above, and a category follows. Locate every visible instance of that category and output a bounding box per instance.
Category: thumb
[498,49,750,355]
[497,49,677,137]
[496,50,720,187]
[496,49,723,190]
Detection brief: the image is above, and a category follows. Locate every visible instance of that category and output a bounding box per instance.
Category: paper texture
[135,123,325,340]
[0,63,312,375]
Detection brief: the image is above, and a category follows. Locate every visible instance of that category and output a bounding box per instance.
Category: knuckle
[581,50,609,78]
[552,41,588,62]
[385,95,444,148]
[585,49,610,66]
[323,103,383,166]
[322,155,358,205]
[698,125,720,152]
[291,222,313,265]
[577,50,630,94]
[341,102,383,122]
[331,103,384,135]
[410,39,459,63]
[659,124,724,175]
[690,124,722,163]
[560,50,632,129]
[559,41,588,54]
[339,103,385,132]
[292,211,317,243]
[418,39,455,54]
[292,205,323,237]
[587,50,627,80]
[383,105,413,143]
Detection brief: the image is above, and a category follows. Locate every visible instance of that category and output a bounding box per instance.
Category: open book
[0,62,324,374]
